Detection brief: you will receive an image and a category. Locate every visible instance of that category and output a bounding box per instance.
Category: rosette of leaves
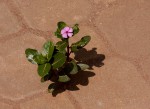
[25,21,91,94]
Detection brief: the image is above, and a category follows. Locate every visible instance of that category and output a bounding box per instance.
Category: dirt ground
[0,0,150,109]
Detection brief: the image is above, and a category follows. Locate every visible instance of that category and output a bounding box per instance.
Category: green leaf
[58,49,66,54]
[25,48,38,64]
[41,75,49,82]
[38,63,51,77]
[57,21,66,29]
[77,63,89,71]
[71,36,91,52]
[48,83,56,93]
[25,49,47,64]
[69,60,78,74]
[33,54,47,64]
[52,53,66,69]
[63,63,73,74]
[41,72,52,83]
[56,40,68,52]
[58,75,70,82]
[55,29,62,39]
[72,24,79,35]
[42,41,54,61]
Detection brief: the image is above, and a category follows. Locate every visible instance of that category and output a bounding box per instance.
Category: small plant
[25,21,91,94]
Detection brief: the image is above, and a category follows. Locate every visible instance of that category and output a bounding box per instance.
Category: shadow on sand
[51,48,105,96]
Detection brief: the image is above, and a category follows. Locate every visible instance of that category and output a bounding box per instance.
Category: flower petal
[68,28,73,32]
[61,29,66,34]
[64,27,70,31]
[62,33,68,38]
[68,33,73,37]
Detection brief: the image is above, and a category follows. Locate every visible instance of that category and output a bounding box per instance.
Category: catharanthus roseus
[25,21,92,96]
[61,27,73,38]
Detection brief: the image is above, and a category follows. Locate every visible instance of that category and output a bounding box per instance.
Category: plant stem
[67,39,70,61]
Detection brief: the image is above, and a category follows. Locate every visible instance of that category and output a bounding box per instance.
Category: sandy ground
[0,0,150,109]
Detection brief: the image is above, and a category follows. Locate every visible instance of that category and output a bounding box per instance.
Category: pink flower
[61,27,73,38]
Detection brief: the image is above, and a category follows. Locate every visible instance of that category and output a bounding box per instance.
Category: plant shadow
[74,48,105,69]
[51,48,105,97]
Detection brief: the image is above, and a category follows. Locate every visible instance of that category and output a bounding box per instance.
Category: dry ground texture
[0,0,150,109]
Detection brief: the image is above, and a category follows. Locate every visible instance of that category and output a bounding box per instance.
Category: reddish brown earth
[0,0,150,109]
